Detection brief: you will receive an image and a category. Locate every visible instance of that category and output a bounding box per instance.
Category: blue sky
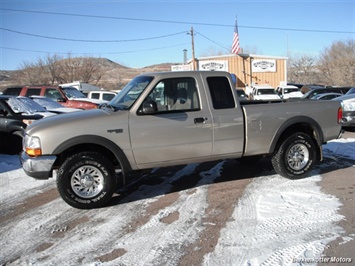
[0,0,354,70]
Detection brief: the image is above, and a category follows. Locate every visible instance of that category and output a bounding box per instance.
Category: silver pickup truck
[21,71,343,209]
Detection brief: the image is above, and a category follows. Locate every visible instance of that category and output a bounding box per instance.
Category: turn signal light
[26,148,42,156]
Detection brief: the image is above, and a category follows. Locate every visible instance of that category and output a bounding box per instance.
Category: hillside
[0,58,178,91]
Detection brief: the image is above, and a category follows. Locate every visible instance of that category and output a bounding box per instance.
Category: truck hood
[254,95,280,100]
[283,92,303,99]
[26,108,124,135]
[72,98,108,104]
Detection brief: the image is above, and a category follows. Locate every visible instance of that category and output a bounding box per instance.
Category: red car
[3,86,100,109]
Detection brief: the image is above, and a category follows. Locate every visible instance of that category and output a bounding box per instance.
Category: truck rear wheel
[57,152,117,209]
[272,132,317,179]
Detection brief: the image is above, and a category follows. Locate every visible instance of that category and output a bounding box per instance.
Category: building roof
[190,53,288,62]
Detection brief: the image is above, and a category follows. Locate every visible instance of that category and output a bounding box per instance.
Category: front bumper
[342,111,355,128]
[20,151,57,180]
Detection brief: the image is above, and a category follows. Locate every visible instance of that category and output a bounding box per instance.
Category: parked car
[250,85,280,100]
[276,85,303,99]
[0,95,54,154]
[345,88,355,95]
[236,89,248,101]
[301,87,344,99]
[82,90,117,102]
[29,96,82,114]
[300,84,325,94]
[311,93,343,100]
[329,86,353,94]
[8,96,57,118]
[3,86,102,109]
[287,83,303,89]
[332,94,355,131]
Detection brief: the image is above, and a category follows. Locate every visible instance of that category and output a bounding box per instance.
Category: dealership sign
[199,60,228,71]
[171,64,191,71]
[252,59,276,72]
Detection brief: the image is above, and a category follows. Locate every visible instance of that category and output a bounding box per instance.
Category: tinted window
[91,93,100,99]
[103,94,115,101]
[207,77,235,109]
[3,87,22,96]
[25,88,41,96]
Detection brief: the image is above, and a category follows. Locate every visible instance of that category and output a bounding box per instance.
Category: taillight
[337,107,343,124]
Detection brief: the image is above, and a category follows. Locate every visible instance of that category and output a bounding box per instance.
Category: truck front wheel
[272,132,317,179]
[57,152,117,209]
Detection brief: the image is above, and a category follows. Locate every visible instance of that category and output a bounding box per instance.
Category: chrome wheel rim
[71,166,104,198]
[287,144,309,171]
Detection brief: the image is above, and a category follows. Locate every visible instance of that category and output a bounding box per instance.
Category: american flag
[232,17,240,54]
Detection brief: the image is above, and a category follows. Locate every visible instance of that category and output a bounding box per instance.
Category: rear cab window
[206,76,235,109]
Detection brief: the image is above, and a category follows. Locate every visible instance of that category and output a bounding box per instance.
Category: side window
[44,89,62,100]
[103,94,115,101]
[144,77,200,112]
[207,77,235,109]
[25,88,41,96]
[91,93,100,99]
[3,87,22,95]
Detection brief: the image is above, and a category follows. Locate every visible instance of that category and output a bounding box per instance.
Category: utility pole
[189,27,196,70]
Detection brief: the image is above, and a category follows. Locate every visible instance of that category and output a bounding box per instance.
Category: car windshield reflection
[108,76,154,110]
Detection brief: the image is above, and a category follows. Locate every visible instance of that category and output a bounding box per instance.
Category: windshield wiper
[98,103,118,111]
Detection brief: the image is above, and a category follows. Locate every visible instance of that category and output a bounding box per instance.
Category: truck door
[205,76,245,157]
[129,77,213,167]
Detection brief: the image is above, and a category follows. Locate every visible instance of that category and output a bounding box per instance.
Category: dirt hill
[0,58,178,92]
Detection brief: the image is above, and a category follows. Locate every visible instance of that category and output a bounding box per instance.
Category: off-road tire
[57,152,117,209]
[272,132,317,179]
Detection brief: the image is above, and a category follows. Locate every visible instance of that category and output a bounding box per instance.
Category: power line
[1,8,354,34]
[0,27,188,42]
[0,42,189,55]
[196,31,230,52]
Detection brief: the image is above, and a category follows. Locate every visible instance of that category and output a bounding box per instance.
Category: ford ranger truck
[21,71,343,209]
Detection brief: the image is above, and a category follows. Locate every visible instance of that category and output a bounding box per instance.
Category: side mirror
[142,100,158,114]
[57,97,66,102]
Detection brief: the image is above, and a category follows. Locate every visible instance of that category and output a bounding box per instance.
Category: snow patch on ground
[204,174,344,265]
[0,138,354,265]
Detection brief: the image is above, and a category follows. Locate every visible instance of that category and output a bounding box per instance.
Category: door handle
[194,117,207,124]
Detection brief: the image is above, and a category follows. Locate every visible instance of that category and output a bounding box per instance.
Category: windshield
[257,89,276,95]
[284,88,300,94]
[108,75,154,110]
[8,97,47,114]
[32,97,62,109]
[62,87,87,99]
[346,88,355,95]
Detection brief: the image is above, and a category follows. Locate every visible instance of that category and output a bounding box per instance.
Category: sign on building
[252,59,276,72]
[171,65,191,71]
[198,60,228,71]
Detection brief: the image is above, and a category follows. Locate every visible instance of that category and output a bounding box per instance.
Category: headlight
[23,135,42,156]
[22,119,36,126]
[342,101,355,111]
